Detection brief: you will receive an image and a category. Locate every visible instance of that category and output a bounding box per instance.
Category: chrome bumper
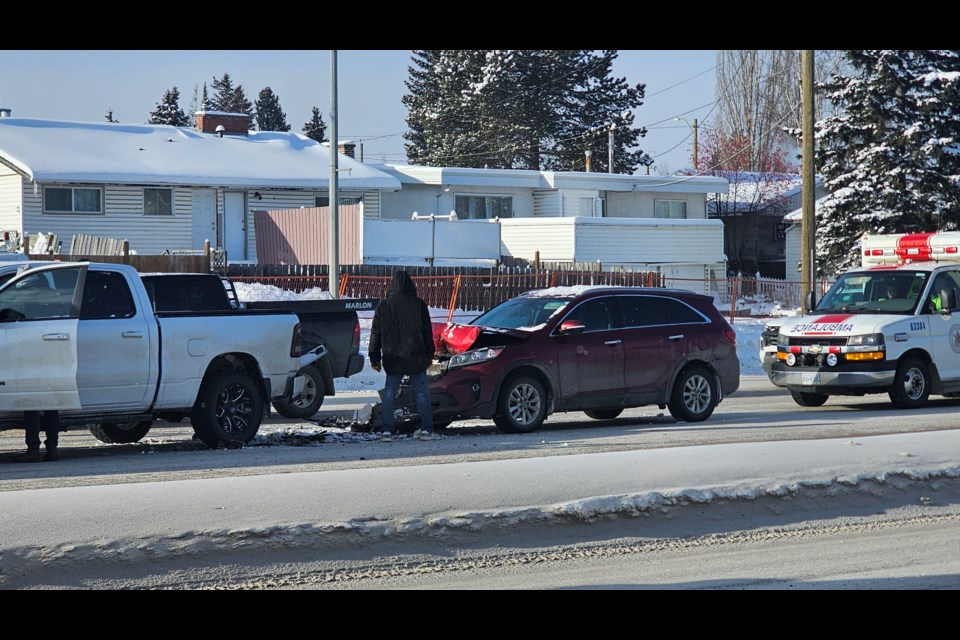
[769,369,895,388]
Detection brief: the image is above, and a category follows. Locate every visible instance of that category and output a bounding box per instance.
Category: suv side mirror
[804,290,817,314]
[558,319,586,334]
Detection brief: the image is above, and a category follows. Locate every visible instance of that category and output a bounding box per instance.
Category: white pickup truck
[764,231,960,409]
[0,261,320,448]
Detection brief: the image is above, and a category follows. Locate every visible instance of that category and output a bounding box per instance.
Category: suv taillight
[352,319,361,350]
[723,328,737,347]
[290,323,303,358]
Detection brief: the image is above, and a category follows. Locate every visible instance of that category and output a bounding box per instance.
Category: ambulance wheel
[888,357,930,409]
[790,391,829,407]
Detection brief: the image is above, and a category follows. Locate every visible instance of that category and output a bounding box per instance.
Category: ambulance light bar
[861,232,960,266]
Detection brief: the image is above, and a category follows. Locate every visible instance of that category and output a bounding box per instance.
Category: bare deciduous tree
[714,50,844,172]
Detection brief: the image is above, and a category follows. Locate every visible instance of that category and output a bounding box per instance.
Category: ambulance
[765,231,960,408]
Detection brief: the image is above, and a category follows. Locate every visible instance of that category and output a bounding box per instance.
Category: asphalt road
[3,375,960,589]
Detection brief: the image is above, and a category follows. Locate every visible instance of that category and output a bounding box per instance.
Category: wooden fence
[225,264,664,315]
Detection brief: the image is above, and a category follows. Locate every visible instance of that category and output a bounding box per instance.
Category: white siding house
[499,217,726,292]
[0,114,401,261]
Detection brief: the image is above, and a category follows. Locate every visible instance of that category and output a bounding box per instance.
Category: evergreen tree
[255,87,291,132]
[403,50,650,172]
[147,86,189,127]
[210,73,254,121]
[201,83,210,111]
[187,84,198,120]
[302,106,327,143]
[815,50,960,275]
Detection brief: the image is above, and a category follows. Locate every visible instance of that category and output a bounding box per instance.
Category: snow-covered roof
[784,189,848,222]
[0,118,401,190]
[372,163,728,195]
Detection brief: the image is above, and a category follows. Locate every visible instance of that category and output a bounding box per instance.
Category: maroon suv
[428,286,740,433]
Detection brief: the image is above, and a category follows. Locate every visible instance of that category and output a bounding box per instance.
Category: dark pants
[24,410,60,449]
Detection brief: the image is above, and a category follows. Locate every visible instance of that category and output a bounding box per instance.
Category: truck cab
[767,231,960,409]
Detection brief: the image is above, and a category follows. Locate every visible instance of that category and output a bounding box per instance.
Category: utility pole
[608,124,616,173]
[692,118,699,171]
[328,50,339,299]
[800,50,816,310]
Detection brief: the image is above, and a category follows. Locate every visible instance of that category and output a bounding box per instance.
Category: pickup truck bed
[139,273,375,419]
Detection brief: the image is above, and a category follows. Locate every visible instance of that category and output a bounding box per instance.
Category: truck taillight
[290,323,303,358]
[353,319,361,350]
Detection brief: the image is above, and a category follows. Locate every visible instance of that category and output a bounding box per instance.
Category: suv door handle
[669,334,684,340]
[42,333,70,341]
[604,339,622,346]
[122,331,144,338]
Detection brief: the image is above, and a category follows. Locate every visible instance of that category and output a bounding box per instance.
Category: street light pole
[328,50,339,299]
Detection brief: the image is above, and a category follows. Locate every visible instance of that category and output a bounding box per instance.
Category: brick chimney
[195,111,251,135]
[338,140,356,158]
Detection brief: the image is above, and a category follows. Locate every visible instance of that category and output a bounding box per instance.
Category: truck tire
[272,365,325,419]
[790,391,829,407]
[89,420,154,444]
[888,356,931,409]
[191,370,264,449]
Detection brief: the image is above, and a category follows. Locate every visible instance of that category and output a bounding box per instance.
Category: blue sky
[0,50,716,174]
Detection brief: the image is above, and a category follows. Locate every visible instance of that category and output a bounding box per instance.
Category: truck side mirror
[804,290,817,314]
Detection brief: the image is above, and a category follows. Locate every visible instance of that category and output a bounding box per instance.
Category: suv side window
[619,295,667,327]
[567,297,617,332]
[659,297,709,324]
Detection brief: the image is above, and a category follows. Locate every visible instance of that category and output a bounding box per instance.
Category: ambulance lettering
[789,314,855,335]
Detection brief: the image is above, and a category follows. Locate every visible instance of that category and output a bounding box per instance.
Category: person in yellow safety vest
[930,275,951,313]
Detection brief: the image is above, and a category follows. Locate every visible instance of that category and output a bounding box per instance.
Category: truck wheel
[667,365,717,422]
[494,375,547,434]
[888,357,931,409]
[89,420,154,444]
[272,365,325,419]
[191,370,264,449]
[790,391,829,407]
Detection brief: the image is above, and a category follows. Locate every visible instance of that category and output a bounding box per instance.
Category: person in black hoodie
[368,270,437,440]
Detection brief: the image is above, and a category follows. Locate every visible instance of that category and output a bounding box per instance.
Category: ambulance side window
[927,272,960,313]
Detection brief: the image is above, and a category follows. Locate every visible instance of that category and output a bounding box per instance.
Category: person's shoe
[378,432,394,442]
[11,447,42,463]
[43,445,60,462]
[416,430,439,441]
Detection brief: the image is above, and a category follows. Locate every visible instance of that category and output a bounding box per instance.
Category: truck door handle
[42,333,70,341]
[604,339,622,346]
[669,334,684,341]
[122,331,144,338]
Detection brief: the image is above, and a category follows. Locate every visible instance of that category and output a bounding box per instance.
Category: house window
[316,195,363,207]
[455,195,512,220]
[654,199,687,219]
[44,186,103,214]
[144,188,173,216]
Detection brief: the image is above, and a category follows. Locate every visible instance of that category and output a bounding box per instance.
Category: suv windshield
[470,296,572,330]
[816,271,928,315]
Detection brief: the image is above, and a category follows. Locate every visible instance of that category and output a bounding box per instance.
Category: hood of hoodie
[389,270,417,297]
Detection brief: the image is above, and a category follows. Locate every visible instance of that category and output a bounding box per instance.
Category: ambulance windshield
[816,271,928,315]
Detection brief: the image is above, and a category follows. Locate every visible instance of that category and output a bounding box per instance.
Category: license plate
[802,372,821,385]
